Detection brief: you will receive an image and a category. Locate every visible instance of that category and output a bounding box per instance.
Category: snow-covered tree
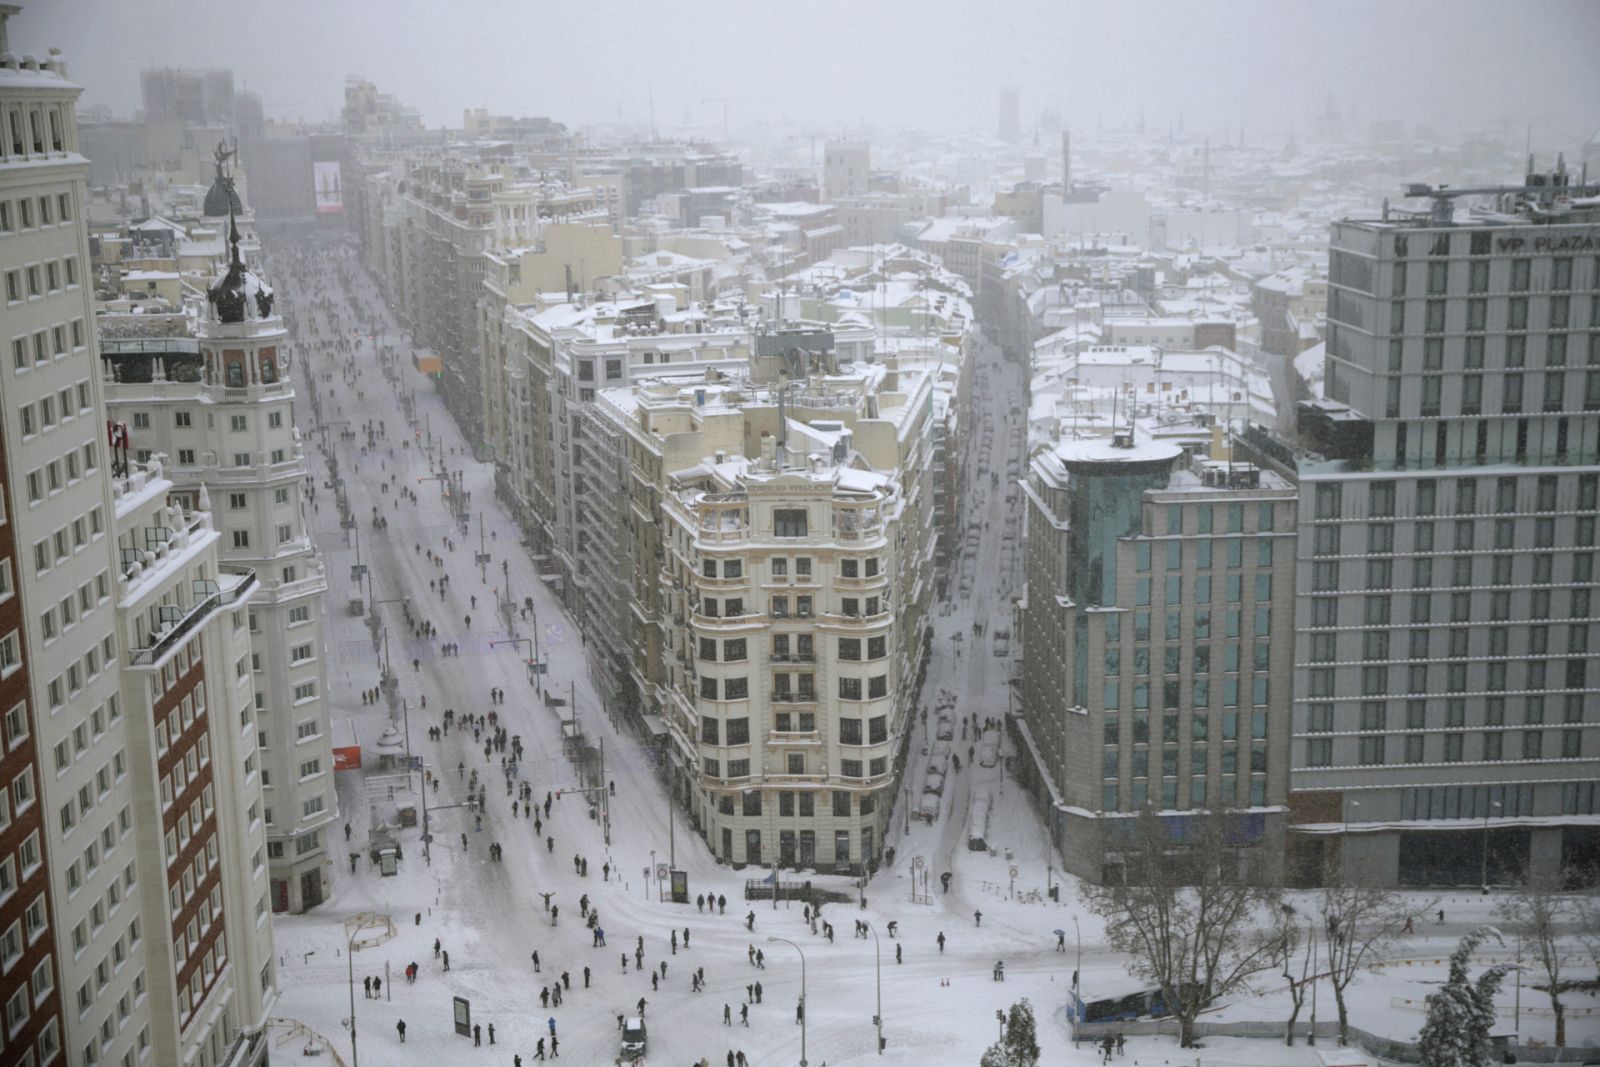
[1418,927,1513,1067]
[978,998,1039,1067]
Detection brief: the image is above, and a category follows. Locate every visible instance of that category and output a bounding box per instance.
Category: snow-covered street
[261,237,1126,1066]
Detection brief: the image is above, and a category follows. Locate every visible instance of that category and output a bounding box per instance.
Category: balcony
[691,610,765,631]
[770,691,818,706]
[768,652,817,664]
[767,730,822,746]
[128,579,230,667]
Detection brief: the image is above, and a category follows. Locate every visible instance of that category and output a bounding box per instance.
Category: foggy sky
[17,0,1600,141]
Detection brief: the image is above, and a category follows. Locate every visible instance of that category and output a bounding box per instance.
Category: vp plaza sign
[1495,231,1600,254]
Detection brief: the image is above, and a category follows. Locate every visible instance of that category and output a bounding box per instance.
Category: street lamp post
[346,928,362,1067]
[1480,799,1502,889]
[864,921,883,1054]
[768,936,807,1067]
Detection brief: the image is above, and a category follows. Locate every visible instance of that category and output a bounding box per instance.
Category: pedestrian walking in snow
[532,949,541,972]
[651,972,658,991]
[724,1003,732,1025]
[754,981,763,1003]
[748,944,755,966]
[534,1037,544,1060]
[974,909,983,927]
[937,931,946,953]
[473,1023,481,1047]
[746,983,754,1003]
[671,930,677,954]
[756,949,764,968]
[549,1034,558,1058]
[796,997,805,1024]
[547,1017,556,1036]
[1057,931,1066,951]
[583,965,590,987]
[561,970,570,990]
[622,953,628,972]
[363,976,372,999]
[396,1019,406,1042]
[697,894,706,912]
[540,987,550,1008]
[718,894,726,914]
[637,997,647,1016]
[443,950,450,971]
[684,927,691,948]
[746,911,755,931]
[373,977,381,997]
[896,943,903,964]
[740,1003,749,1026]
[488,1023,495,1045]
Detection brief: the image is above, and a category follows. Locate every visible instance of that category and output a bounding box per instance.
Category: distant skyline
[16,0,1600,144]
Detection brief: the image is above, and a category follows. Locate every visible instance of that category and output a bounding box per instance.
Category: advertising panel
[313,159,344,214]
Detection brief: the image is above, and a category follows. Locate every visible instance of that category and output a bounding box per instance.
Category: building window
[774,510,807,538]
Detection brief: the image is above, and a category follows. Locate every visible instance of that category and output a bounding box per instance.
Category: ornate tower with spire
[193,180,338,913]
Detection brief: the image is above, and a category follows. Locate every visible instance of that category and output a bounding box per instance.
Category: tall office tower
[998,86,1020,143]
[0,13,144,1064]
[1291,171,1600,887]
[1016,437,1296,884]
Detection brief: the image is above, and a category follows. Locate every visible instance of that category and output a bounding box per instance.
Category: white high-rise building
[2,9,278,1063]
[1,14,147,1063]
[1286,171,1600,887]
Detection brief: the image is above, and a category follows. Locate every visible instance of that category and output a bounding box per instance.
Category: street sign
[656,863,670,882]
[912,855,924,870]
[1009,865,1019,879]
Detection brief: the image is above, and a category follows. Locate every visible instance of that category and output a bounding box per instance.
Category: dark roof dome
[206,215,273,324]
[204,173,243,217]
[203,141,245,218]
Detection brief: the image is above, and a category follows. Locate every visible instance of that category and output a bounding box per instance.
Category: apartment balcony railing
[128,588,216,667]
[767,730,823,746]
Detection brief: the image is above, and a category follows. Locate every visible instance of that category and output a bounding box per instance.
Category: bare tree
[1496,873,1575,1046]
[1319,864,1431,1047]
[1277,906,1314,1046]
[1079,809,1286,1049]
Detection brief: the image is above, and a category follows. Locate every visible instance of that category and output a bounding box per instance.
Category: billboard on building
[313,159,344,214]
